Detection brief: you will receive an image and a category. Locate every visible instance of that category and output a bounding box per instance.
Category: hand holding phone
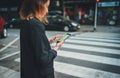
[57,33,71,43]
[49,34,62,44]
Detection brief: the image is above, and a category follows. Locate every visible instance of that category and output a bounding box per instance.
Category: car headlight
[71,22,77,26]
[78,25,80,28]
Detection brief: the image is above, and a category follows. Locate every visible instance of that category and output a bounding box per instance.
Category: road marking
[54,61,120,78]
[76,33,120,40]
[70,36,120,43]
[0,66,19,78]
[14,58,120,78]
[13,33,120,78]
[14,49,120,66]
[0,37,19,52]
[58,44,120,55]
[9,45,18,48]
[58,50,120,66]
[66,39,120,48]
[15,58,20,62]
[0,51,20,60]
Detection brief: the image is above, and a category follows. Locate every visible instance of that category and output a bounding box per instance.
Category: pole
[94,2,98,31]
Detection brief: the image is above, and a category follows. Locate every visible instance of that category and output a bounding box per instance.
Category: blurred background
[0,0,120,78]
[0,0,120,26]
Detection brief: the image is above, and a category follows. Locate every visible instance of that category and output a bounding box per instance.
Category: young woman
[19,0,64,78]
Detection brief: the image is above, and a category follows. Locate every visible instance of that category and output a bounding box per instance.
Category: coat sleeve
[30,26,57,67]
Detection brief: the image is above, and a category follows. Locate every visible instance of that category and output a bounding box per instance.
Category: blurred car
[0,16,8,38]
[45,15,80,31]
[7,18,21,28]
[49,10,63,16]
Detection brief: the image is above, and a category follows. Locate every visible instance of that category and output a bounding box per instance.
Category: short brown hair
[19,0,49,23]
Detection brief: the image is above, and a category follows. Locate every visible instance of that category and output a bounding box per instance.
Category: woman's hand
[53,41,64,51]
[49,34,62,44]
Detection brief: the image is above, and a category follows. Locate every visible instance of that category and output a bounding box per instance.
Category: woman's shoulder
[30,18,46,32]
[29,18,43,26]
[21,18,44,29]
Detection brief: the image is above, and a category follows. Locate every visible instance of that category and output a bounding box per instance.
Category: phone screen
[57,33,71,43]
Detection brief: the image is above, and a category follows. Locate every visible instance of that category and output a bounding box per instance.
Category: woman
[19,0,64,78]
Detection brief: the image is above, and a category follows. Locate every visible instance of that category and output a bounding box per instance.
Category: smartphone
[57,33,71,43]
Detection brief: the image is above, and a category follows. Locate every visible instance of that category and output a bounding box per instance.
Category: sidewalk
[79,25,120,33]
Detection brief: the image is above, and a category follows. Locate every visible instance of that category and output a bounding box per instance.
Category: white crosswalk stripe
[66,39,120,48]
[59,43,120,55]
[76,33,120,40]
[70,36,120,43]
[55,62,120,78]
[57,50,120,66]
[14,33,120,78]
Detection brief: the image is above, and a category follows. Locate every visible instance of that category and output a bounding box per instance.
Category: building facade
[52,0,120,26]
[0,0,23,22]
[0,0,120,26]
[97,0,120,26]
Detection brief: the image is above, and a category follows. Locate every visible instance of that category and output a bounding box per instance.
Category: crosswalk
[14,32,120,78]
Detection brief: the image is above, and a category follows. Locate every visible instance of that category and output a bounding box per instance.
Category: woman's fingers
[54,40,64,51]
[50,34,63,44]
[55,34,63,39]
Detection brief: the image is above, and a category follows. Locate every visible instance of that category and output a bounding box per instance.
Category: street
[0,28,120,78]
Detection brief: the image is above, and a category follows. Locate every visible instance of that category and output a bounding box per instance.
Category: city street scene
[0,0,120,78]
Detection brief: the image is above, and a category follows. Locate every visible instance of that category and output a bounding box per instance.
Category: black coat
[20,18,57,78]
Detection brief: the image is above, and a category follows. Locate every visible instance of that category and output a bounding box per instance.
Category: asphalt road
[0,29,120,78]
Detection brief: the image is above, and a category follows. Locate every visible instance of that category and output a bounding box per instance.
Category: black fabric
[20,18,57,78]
